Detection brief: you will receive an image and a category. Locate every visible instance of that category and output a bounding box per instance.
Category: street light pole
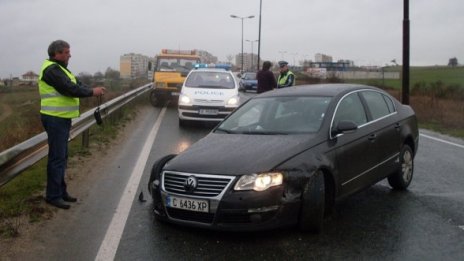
[246,39,258,71]
[257,0,262,71]
[402,0,410,105]
[230,14,255,73]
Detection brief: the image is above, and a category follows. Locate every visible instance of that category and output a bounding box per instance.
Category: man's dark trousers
[41,114,71,202]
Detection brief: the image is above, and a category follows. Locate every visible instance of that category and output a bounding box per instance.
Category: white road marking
[420,133,464,149]
[459,225,464,231]
[95,106,167,261]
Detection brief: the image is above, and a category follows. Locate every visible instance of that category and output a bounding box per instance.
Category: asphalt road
[7,95,464,261]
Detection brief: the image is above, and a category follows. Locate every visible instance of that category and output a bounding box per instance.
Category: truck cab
[150,49,201,107]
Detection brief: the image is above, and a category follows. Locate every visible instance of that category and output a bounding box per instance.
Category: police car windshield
[185,71,235,89]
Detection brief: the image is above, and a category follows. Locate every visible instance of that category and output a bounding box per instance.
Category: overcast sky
[0,0,463,78]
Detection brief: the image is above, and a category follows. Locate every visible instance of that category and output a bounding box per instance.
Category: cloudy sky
[0,0,463,78]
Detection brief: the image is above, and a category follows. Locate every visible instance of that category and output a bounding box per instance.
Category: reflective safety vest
[38,60,80,118]
[277,71,295,88]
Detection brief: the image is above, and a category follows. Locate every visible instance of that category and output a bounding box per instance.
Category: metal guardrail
[0,83,152,187]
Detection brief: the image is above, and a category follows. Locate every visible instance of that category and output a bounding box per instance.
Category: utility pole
[257,0,262,71]
[402,0,410,105]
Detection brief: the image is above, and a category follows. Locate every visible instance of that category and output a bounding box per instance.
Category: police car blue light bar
[194,63,231,70]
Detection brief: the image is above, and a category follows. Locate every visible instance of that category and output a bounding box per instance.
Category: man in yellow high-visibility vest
[38,40,106,209]
[277,61,295,88]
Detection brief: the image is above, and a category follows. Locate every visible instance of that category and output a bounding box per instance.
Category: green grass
[419,122,464,139]
[346,66,464,89]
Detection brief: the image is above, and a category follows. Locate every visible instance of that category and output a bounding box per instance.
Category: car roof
[257,83,383,98]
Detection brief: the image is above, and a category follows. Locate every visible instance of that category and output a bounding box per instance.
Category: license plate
[171,92,180,96]
[199,109,218,115]
[166,195,209,213]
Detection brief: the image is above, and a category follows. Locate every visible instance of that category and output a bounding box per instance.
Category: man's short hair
[48,40,70,58]
[262,61,272,70]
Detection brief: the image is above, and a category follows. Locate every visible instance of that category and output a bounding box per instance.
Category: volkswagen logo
[184,176,198,192]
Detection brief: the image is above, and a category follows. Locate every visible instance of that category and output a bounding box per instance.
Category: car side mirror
[237,73,242,78]
[331,120,358,137]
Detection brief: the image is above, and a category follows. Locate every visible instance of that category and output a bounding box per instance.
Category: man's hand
[92,87,106,96]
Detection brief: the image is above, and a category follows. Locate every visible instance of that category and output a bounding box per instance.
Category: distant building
[196,50,218,64]
[120,53,151,79]
[235,53,258,72]
[315,53,333,63]
[22,71,39,82]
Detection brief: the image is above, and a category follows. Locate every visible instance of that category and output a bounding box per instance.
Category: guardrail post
[82,129,90,148]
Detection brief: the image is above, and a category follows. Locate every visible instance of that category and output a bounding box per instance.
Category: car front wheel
[388,144,414,190]
[298,170,325,233]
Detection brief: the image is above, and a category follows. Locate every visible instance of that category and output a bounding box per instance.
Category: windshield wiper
[215,127,234,134]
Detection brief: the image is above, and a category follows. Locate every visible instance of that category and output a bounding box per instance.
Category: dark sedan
[239,72,258,92]
[148,84,419,232]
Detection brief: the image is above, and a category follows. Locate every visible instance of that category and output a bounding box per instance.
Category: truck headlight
[234,172,283,191]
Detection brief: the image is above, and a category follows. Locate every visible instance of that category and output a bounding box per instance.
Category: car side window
[361,91,393,120]
[333,93,367,127]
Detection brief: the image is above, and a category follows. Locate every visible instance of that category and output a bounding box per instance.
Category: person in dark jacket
[277,61,295,88]
[38,40,105,209]
[256,61,277,94]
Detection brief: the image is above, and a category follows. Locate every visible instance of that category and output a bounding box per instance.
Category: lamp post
[402,0,410,105]
[257,0,262,71]
[230,14,255,73]
[246,39,258,71]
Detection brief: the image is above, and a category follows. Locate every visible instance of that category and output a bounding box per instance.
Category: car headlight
[234,172,283,191]
[179,94,191,105]
[226,96,239,106]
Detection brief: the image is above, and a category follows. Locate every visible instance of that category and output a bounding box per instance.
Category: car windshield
[184,71,236,89]
[216,96,332,134]
[242,73,256,80]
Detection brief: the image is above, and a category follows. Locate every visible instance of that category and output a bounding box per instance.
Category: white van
[178,67,240,126]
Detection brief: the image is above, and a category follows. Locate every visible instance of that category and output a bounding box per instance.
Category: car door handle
[368,134,377,141]
[394,123,400,130]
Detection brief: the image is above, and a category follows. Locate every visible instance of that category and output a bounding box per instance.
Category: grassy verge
[0,95,144,238]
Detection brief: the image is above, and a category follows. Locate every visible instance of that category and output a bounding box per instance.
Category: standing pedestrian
[277,61,296,88]
[256,61,277,94]
[38,40,106,209]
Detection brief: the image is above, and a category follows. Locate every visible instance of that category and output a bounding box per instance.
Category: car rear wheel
[298,170,325,233]
[148,154,177,194]
[388,144,414,190]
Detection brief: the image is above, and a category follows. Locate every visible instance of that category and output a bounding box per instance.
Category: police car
[178,64,240,126]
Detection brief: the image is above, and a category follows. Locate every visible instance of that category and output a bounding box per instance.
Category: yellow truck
[150,49,201,107]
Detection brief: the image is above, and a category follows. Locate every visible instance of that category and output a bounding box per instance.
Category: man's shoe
[62,195,77,202]
[46,199,71,209]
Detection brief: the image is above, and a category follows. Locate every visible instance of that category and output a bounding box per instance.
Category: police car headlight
[234,172,283,191]
[226,96,239,106]
[179,94,192,105]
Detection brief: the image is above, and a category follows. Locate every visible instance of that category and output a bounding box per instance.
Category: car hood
[165,133,318,175]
